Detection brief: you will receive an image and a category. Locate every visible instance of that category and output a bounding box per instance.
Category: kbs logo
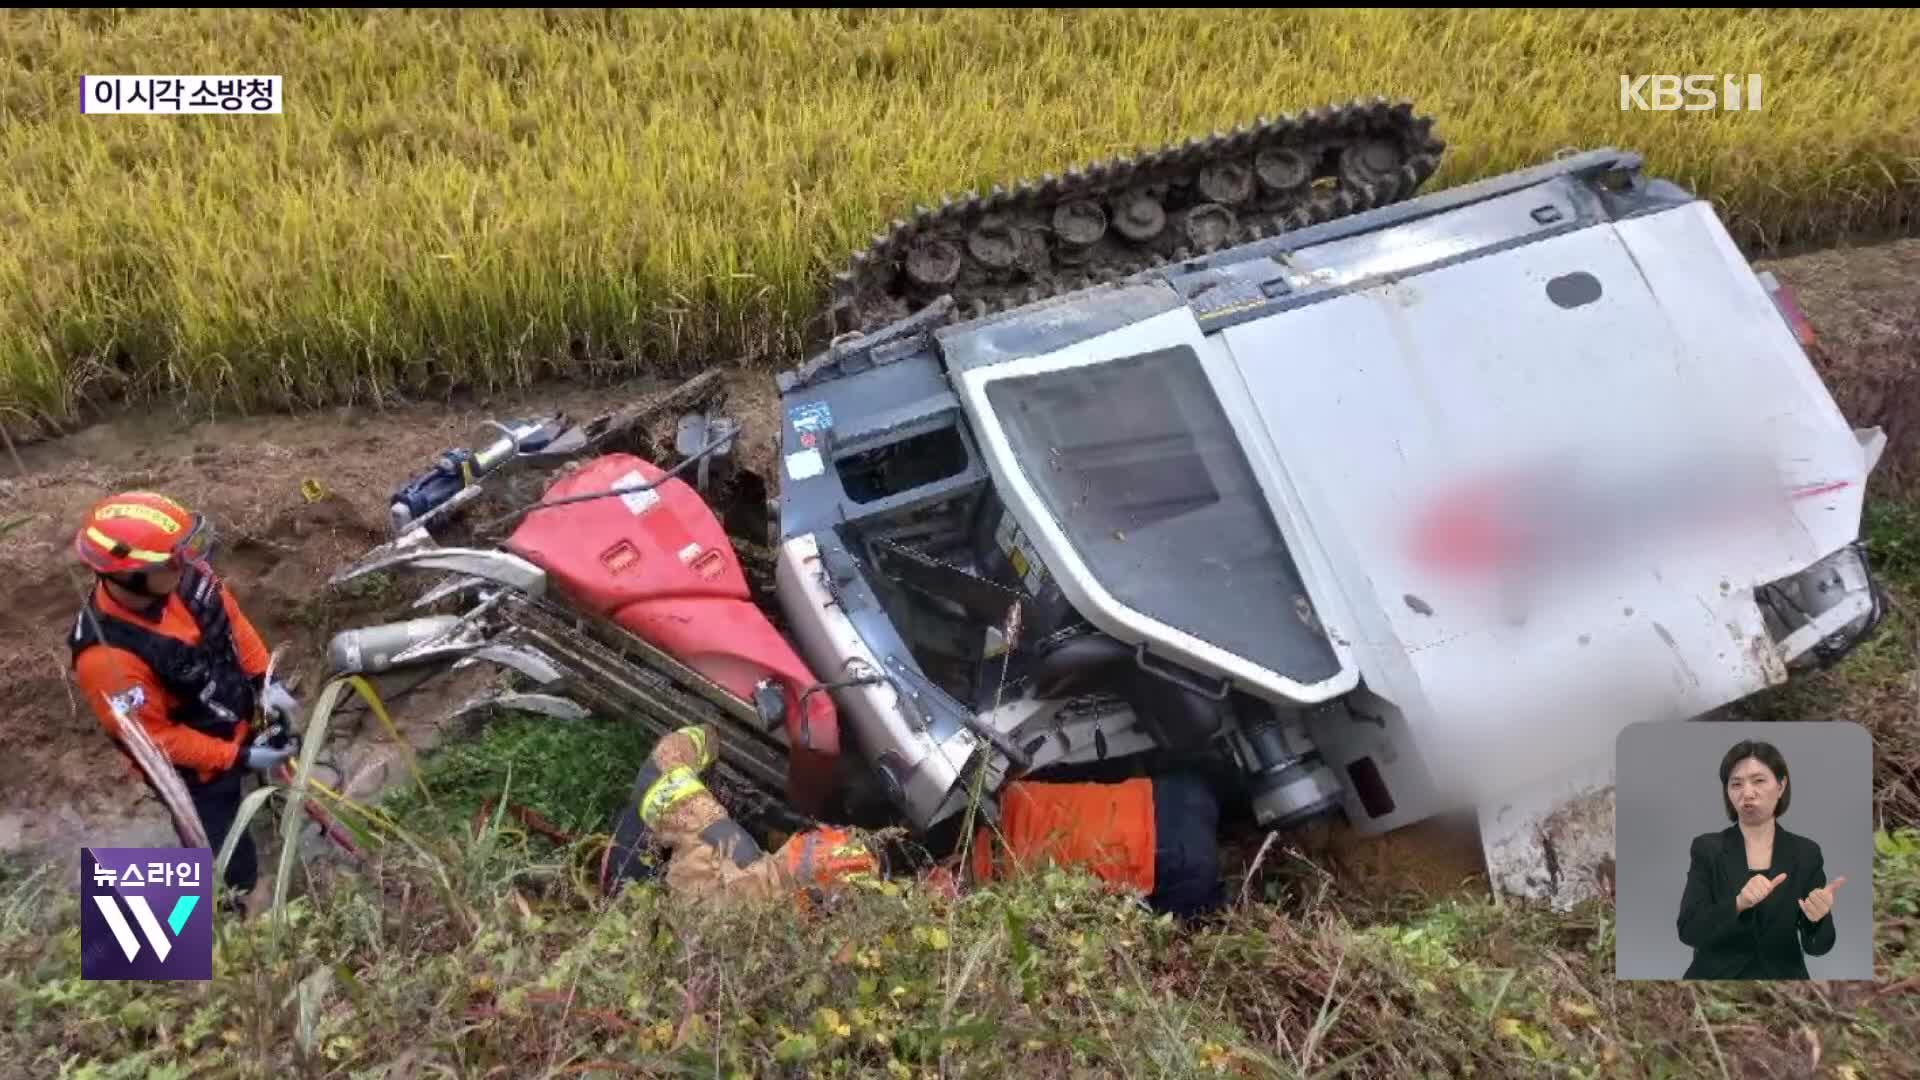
[80,848,213,981]
[1620,74,1763,112]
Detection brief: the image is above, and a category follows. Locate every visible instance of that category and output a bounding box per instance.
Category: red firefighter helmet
[73,492,213,577]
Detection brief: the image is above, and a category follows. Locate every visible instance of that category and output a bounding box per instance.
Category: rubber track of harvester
[825,97,1446,337]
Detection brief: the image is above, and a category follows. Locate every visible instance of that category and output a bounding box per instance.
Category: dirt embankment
[0,378,764,858]
[1781,239,1920,500]
[1,237,1915,891]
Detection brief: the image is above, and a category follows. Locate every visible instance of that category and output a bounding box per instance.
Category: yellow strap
[639,765,706,827]
[86,527,172,563]
[680,725,715,770]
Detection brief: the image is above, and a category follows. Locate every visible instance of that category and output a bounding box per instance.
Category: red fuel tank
[504,453,838,813]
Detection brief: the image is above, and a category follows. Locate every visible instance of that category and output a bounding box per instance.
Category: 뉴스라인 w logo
[80,847,213,981]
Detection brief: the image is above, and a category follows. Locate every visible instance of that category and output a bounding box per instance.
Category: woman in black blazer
[1676,739,1847,979]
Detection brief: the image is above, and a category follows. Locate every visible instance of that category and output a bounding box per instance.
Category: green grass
[1864,498,1920,590]
[4,9,1919,437]
[1723,496,1920,827]
[3,709,1917,1077]
[377,711,659,839]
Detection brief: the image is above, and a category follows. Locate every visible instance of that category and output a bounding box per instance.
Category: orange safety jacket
[970,777,1157,896]
[69,567,271,786]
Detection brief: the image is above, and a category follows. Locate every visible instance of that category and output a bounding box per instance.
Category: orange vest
[71,578,268,785]
[970,778,1156,895]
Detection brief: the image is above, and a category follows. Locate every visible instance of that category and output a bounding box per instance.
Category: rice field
[3,8,1917,438]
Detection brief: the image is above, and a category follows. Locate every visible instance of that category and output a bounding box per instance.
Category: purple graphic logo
[80,848,212,981]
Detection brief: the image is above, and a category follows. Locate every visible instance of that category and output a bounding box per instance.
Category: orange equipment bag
[969,777,1156,895]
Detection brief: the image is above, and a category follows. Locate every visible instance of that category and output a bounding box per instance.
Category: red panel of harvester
[505,453,839,814]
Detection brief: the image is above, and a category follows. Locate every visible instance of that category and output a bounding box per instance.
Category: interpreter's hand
[1735,871,1788,913]
[1797,876,1847,922]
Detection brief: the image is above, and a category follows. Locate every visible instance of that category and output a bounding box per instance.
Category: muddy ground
[3,237,1916,903]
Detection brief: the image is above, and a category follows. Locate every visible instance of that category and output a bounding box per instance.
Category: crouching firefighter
[67,493,303,913]
[599,724,882,907]
[600,724,1227,922]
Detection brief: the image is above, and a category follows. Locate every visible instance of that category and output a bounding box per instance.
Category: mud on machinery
[327,99,1886,906]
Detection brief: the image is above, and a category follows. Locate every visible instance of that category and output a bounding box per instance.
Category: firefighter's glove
[260,679,301,729]
[788,827,882,889]
[244,742,297,773]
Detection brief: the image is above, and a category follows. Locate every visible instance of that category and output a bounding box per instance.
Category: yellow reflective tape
[86,527,171,563]
[680,725,713,769]
[95,503,183,534]
[639,765,706,826]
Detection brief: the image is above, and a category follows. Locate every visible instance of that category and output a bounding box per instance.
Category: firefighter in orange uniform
[600,723,882,906]
[67,493,301,912]
[602,724,1226,921]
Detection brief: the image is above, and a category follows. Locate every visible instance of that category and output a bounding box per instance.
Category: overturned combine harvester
[329,99,1885,908]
